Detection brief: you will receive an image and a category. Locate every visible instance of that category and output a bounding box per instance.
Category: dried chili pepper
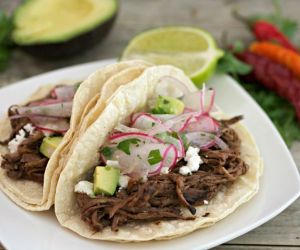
[252,20,298,52]
[250,41,300,80]
[236,50,300,121]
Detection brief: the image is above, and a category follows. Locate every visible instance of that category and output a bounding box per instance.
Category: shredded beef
[1,106,49,183]
[76,116,247,231]
[0,106,31,145]
[220,116,243,151]
[1,129,47,183]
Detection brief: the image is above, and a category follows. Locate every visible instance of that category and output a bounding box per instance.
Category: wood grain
[0,0,300,249]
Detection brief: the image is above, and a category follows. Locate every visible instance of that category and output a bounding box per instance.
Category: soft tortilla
[55,65,262,241]
[0,60,150,211]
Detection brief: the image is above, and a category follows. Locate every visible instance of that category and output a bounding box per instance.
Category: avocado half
[12,0,118,59]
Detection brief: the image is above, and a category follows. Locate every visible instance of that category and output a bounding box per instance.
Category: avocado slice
[93,166,120,196]
[152,95,185,115]
[39,136,63,158]
[12,0,118,58]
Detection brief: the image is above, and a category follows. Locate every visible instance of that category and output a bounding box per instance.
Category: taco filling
[0,84,78,183]
[74,85,249,232]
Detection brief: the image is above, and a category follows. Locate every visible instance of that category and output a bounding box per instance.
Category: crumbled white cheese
[106,160,120,168]
[118,175,130,188]
[204,200,209,205]
[8,129,26,153]
[179,166,192,176]
[161,167,169,174]
[74,181,94,197]
[185,146,199,161]
[179,146,203,176]
[23,123,35,134]
[185,154,202,172]
[7,123,36,153]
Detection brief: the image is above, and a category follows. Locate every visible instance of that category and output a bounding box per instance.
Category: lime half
[121,26,224,87]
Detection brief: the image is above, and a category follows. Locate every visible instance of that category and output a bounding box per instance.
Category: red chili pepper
[252,20,299,52]
[236,50,300,121]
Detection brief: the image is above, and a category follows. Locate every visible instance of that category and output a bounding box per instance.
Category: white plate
[0,59,300,250]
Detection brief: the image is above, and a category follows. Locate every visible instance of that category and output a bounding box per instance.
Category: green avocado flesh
[12,0,117,44]
[93,166,120,196]
[39,136,63,158]
[152,95,185,115]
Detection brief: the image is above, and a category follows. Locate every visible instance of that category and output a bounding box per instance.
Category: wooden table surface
[0,0,300,249]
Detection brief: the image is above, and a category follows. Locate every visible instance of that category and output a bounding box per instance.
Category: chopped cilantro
[100,147,113,158]
[180,133,189,150]
[117,138,140,155]
[147,149,163,165]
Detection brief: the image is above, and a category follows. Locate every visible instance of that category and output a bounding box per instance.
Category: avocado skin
[17,12,117,59]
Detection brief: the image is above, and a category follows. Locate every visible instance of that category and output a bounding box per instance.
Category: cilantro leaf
[117,138,140,155]
[180,133,189,150]
[100,147,113,158]
[147,149,163,165]
[217,52,252,76]
[241,81,300,147]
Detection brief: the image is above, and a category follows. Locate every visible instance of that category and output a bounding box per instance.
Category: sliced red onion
[17,101,73,118]
[53,85,76,101]
[183,87,216,115]
[109,132,163,144]
[163,112,198,132]
[149,144,178,176]
[156,76,190,98]
[155,133,185,158]
[184,115,219,133]
[9,113,65,120]
[152,114,176,121]
[103,143,177,178]
[28,99,63,107]
[199,87,215,115]
[185,132,217,149]
[185,131,228,150]
[214,136,229,150]
[33,117,69,134]
[115,124,142,133]
[183,91,201,111]
[131,112,161,130]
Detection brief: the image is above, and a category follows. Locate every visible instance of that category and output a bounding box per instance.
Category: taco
[0,60,150,211]
[55,65,262,241]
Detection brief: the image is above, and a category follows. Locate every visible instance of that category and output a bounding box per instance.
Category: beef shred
[0,106,48,183]
[76,116,249,232]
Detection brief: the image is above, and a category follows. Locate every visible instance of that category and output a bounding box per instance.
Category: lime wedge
[121,26,224,87]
